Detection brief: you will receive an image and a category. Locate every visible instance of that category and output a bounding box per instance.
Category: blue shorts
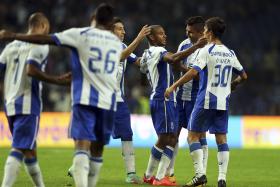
[112,102,133,140]
[7,114,40,150]
[69,104,115,145]
[188,107,228,134]
[150,100,178,134]
[177,100,195,129]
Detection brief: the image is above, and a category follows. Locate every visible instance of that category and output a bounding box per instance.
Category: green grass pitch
[0,148,279,187]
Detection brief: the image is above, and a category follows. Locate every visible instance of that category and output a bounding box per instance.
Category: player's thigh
[150,100,178,134]
[209,110,229,134]
[177,99,187,128]
[69,104,96,141]
[112,102,132,139]
[11,114,40,150]
[94,107,115,145]
[188,107,214,133]
[182,100,195,129]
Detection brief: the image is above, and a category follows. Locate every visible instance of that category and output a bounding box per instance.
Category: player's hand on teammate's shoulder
[0,30,15,41]
[137,25,151,40]
[56,72,72,86]
[194,37,208,48]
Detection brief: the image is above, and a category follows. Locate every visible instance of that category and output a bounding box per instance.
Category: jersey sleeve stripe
[232,68,244,75]
[26,59,41,69]
[160,51,168,61]
[193,65,202,72]
[0,63,6,70]
[51,34,62,46]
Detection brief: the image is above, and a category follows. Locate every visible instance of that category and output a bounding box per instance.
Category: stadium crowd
[0,0,279,115]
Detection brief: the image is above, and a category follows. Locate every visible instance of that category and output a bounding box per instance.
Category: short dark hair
[111,17,123,30]
[112,17,123,25]
[185,16,205,32]
[95,3,114,26]
[147,25,163,44]
[205,17,226,39]
[28,12,48,28]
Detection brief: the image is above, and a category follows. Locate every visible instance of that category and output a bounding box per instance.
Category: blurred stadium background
[0,1,280,186]
[0,0,280,148]
[1,0,280,115]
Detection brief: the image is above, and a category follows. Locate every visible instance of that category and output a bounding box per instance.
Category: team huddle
[0,3,247,187]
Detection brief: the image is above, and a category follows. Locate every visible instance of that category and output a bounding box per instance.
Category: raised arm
[0,30,56,45]
[162,37,207,64]
[120,25,150,61]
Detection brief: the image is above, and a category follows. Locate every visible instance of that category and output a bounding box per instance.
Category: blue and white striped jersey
[0,41,49,116]
[116,43,137,102]
[52,27,122,111]
[176,38,199,101]
[192,44,244,110]
[141,46,175,101]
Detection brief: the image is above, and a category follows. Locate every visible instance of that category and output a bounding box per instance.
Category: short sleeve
[232,57,244,75]
[51,28,79,48]
[0,47,7,70]
[127,53,138,64]
[158,47,168,61]
[26,45,49,68]
[192,48,207,72]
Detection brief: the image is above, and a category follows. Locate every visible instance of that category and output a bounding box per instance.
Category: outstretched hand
[194,37,208,48]
[0,30,15,41]
[136,25,151,40]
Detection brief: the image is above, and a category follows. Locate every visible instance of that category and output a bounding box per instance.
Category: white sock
[201,145,208,174]
[24,158,45,187]
[217,151,229,181]
[145,146,163,178]
[189,142,204,177]
[121,141,136,174]
[73,152,89,187]
[166,143,178,176]
[1,155,22,187]
[88,157,103,187]
[155,146,174,180]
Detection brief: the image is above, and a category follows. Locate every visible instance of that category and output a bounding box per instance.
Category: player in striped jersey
[141,25,206,186]
[0,13,70,187]
[0,4,124,187]
[111,17,150,184]
[165,17,247,187]
[166,16,208,183]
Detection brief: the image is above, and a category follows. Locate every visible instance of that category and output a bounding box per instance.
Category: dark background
[0,0,279,115]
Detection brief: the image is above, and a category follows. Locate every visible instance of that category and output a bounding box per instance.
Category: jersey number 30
[212,65,231,87]
[88,47,116,74]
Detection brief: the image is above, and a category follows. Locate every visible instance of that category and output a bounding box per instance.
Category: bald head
[28,12,50,34]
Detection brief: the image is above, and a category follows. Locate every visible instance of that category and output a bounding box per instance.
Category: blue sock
[218,143,229,152]
[189,142,202,153]
[151,145,163,160]
[163,146,174,159]
[199,138,207,146]
[10,151,24,162]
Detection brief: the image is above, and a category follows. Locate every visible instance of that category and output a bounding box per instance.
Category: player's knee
[187,132,200,144]
[22,149,36,158]
[90,141,104,157]
[168,134,177,147]
[215,134,227,145]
